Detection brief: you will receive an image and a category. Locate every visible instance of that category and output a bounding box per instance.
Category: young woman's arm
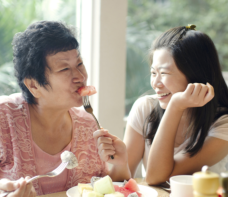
[123,124,145,177]
[145,83,228,185]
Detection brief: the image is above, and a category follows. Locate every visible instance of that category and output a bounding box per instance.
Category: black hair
[12,21,79,104]
[144,26,228,156]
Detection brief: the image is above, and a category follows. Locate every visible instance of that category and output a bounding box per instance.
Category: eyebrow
[151,66,171,70]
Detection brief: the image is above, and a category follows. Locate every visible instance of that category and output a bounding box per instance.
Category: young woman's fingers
[204,83,215,103]
[197,84,208,103]
[184,83,195,96]
[192,83,202,96]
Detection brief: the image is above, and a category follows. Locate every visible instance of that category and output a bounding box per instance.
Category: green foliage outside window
[0,0,228,115]
[126,0,228,114]
[0,0,75,95]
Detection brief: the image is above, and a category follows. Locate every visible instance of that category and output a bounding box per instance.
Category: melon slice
[104,192,124,197]
[94,175,115,194]
[82,189,104,197]
[78,183,93,194]
[78,86,97,96]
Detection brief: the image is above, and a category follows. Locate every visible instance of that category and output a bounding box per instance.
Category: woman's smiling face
[36,49,88,109]
[150,48,189,109]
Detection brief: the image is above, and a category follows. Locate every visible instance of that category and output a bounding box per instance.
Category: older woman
[0,21,130,197]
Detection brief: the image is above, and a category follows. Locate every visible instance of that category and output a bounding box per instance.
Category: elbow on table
[145,174,168,186]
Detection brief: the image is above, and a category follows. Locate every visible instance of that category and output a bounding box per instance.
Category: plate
[66,182,158,197]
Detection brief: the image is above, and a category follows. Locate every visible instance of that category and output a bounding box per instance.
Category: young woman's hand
[93,129,128,166]
[0,177,36,197]
[170,83,214,111]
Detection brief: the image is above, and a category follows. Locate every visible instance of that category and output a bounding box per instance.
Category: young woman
[94,25,228,185]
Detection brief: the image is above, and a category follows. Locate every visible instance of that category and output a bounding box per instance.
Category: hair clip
[186,24,196,30]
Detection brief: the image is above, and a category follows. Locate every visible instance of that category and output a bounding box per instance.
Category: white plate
[66,182,158,197]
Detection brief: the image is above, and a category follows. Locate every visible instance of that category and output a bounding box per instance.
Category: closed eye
[78,62,83,67]
[60,68,69,71]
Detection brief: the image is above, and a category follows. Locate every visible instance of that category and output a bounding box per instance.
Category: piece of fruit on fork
[78,86,97,96]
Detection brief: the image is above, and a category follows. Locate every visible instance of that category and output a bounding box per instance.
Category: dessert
[78,176,142,197]
[127,192,139,197]
[60,150,78,169]
[91,176,102,187]
[123,179,140,192]
[94,175,115,194]
[78,86,97,96]
[82,189,103,197]
[104,192,124,197]
[78,184,93,194]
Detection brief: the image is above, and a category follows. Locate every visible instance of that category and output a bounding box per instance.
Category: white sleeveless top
[127,95,228,175]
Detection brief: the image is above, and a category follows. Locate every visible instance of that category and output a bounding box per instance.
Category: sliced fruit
[94,175,115,194]
[104,192,124,197]
[123,179,140,192]
[114,185,142,197]
[78,86,97,96]
[78,184,93,194]
[82,189,104,197]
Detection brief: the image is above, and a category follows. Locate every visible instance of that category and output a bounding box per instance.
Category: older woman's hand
[93,128,128,166]
[0,177,36,197]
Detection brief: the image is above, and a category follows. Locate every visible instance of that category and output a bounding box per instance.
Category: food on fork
[78,86,97,96]
[94,175,115,194]
[60,151,78,169]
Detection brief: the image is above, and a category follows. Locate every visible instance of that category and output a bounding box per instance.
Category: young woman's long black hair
[143,26,228,156]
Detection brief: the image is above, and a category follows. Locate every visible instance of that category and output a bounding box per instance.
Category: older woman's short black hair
[12,21,79,104]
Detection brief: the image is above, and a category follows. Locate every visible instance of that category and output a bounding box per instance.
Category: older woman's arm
[93,129,131,181]
[0,177,36,197]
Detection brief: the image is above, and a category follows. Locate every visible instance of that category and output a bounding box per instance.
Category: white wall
[76,0,128,139]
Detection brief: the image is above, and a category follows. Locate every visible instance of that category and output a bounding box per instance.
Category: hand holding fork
[82,95,114,160]
[0,162,68,197]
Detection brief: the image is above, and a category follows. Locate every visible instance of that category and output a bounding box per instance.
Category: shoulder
[0,93,28,116]
[0,93,26,106]
[127,94,157,134]
[130,94,157,116]
[208,114,228,140]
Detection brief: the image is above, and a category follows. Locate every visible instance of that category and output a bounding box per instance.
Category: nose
[151,74,163,89]
[72,67,87,83]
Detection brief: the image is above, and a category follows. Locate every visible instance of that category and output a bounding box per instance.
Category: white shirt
[127,95,228,175]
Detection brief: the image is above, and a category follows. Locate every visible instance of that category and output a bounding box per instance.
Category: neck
[29,104,71,134]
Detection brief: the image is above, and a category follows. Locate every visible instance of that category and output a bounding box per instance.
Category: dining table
[39,178,170,197]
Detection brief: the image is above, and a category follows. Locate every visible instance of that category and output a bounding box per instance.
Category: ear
[23,78,42,98]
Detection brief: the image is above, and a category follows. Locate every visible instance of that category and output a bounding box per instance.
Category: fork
[0,162,68,197]
[82,95,114,160]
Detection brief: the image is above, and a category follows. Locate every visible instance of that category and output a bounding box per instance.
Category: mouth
[156,92,171,98]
